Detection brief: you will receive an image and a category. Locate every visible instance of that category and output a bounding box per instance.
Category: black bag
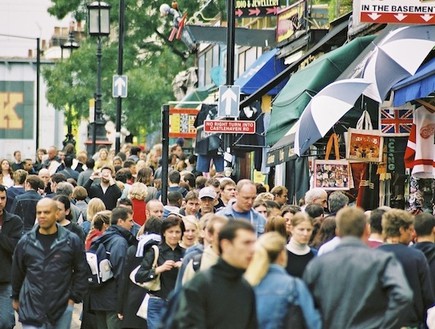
[285,279,308,329]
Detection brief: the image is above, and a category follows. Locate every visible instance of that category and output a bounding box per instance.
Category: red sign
[169,107,199,138]
[204,120,256,134]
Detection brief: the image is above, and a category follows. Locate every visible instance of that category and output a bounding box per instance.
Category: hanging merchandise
[313,133,352,191]
[347,110,383,162]
[385,137,408,210]
[379,104,414,136]
[404,103,435,179]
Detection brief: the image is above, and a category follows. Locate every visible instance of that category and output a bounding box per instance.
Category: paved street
[15,304,82,329]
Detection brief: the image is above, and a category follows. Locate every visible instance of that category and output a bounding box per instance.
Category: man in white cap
[198,187,217,218]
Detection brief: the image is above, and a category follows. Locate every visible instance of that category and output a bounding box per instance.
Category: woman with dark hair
[0,159,13,187]
[52,194,86,244]
[119,217,163,329]
[135,215,185,329]
[136,167,158,202]
[310,216,337,250]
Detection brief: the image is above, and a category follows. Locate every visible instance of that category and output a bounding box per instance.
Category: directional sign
[235,6,279,18]
[218,85,240,118]
[204,120,256,134]
[355,0,435,24]
[112,75,128,98]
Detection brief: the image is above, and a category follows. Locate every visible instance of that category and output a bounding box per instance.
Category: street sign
[218,85,240,118]
[112,75,128,98]
[355,0,435,24]
[204,120,256,134]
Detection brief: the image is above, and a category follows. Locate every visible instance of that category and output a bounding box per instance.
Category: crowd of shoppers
[0,142,434,329]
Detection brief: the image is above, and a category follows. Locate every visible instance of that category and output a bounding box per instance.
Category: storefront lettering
[0,92,24,129]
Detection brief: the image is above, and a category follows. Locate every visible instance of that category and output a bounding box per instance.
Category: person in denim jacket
[245,232,321,329]
[216,179,265,236]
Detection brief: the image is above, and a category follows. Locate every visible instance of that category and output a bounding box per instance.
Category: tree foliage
[43,0,222,137]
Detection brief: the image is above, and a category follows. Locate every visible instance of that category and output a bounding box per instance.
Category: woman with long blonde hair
[245,232,321,329]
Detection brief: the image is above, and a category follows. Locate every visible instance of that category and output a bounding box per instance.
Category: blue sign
[112,75,128,98]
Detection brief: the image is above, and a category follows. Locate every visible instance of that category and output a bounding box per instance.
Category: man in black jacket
[11,175,43,232]
[0,185,23,329]
[89,207,136,329]
[11,198,88,329]
[174,220,258,329]
[84,166,121,210]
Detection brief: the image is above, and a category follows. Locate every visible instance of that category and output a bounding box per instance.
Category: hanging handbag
[347,110,383,162]
[129,245,161,291]
[314,133,351,191]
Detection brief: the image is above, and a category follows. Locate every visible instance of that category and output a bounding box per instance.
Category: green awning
[174,85,215,109]
[266,35,376,146]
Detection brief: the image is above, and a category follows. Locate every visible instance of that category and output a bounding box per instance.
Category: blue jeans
[0,283,15,329]
[22,304,73,329]
[147,297,167,329]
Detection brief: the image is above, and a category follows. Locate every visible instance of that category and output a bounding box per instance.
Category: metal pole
[161,105,170,205]
[36,37,40,150]
[223,0,236,167]
[92,36,103,156]
[115,0,125,154]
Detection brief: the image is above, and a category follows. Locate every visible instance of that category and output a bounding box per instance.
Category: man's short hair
[305,203,324,218]
[206,177,220,189]
[270,185,288,197]
[115,168,132,183]
[414,213,435,237]
[56,182,74,197]
[185,190,199,202]
[220,178,236,191]
[336,207,367,238]
[117,198,133,207]
[86,158,95,169]
[195,176,207,190]
[328,191,349,213]
[0,184,6,193]
[305,188,327,204]
[167,191,183,205]
[218,220,255,254]
[51,173,67,184]
[13,169,28,185]
[168,170,181,184]
[123,159,136,168]
[26,175,44,191]
[182,172,195,189]
[369,208,387,234]
[111,207,133,225]
[72,186,88,201]
[382,209,414,238]
[64,156,74,168]
[236,179,255,193]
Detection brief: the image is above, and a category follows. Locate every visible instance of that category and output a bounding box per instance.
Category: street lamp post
[87,1,111,156]
[60,21,80,148]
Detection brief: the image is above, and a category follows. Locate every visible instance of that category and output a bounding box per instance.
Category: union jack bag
[379,106,414,136]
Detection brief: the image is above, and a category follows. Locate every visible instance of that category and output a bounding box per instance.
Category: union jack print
[380,107,413,136]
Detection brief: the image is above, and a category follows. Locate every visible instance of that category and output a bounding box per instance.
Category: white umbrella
[294,79,371,156]
[362,25,435,102]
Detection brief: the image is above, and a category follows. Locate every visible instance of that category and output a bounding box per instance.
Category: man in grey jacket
[303,206,413,329]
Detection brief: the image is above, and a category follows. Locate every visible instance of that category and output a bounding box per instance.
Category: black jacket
[174,258,258,329]
[89,225,137,312]
[135,242,185,300]
[11,190,42,232]
[83,179,122,210]
[11,224,88,326]
[0,210,23,283]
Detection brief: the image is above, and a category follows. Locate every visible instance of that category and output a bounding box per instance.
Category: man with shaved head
[11,198,88,329]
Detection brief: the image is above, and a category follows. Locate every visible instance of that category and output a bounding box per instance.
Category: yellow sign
[0,92,23,129]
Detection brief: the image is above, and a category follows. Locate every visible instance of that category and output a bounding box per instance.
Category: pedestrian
[270,185,289,207]
[84,210,111,251]
[11,151,23,171]
[84,166,122,210]
[146,199,164,220]
[52,194,86,244]
[82,198,106,236]
[216,179,266,236]
[11,198,88,329]
[174,220,258,329]
[0,184,23,329]
[11,175,43,232]
[134,215,185,329]
[179,190,200,217]
[285,212,317,278]
[412,212,435,297]
[303,206,413,328]
[244,232,321,329]
[119,216,163,329]
[180,216,199,249]
[379,209,435,327]
[198,187,217,217]
[367,208,387,248]
[128,182,148,226]
[0,159,13,188]
[5,169,27,212]
[89,207,136,329]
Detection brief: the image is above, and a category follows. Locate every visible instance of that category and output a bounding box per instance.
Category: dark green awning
[266,35,376,146]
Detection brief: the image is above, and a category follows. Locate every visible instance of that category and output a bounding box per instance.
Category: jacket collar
[336,236,368,249]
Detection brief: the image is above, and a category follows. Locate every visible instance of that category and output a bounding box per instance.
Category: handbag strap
[151,245,159,268]
[356,110,373,130]
[325,133,340,160]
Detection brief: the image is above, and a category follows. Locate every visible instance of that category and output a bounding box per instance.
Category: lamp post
[60,21,80,148]
[87,1,111,156]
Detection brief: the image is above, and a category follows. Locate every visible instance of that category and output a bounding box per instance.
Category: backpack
[86,239,114,287]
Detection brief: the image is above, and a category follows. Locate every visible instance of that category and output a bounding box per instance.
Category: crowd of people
[0,142,435,329]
